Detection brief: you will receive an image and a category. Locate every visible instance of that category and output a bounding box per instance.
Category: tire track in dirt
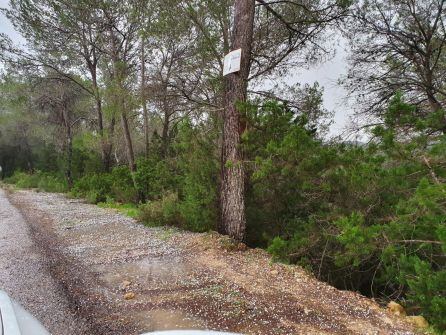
[0,188,91,335]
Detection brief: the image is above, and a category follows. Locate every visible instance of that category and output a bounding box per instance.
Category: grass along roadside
[97,201,140,219]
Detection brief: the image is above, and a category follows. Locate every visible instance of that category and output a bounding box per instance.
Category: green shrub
[4,171,27,185]
[71,173,112,203]
[134,157,176,201]
[173,120,218,232]
[85,189,102,204]
[97,201,140,218]
[138,192,184,227]
[36,174,67,192]
[71,166,138,204]
[176,161,217,232]
[399,256,446,330]
[6,171,39,188]
[267,237,289,262]
[5,171,67,192]
[110,165,137,203]
[383,179,446,331]
[246,100,445,329]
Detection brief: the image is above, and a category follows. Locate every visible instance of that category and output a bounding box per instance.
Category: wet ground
[3,188,419,335]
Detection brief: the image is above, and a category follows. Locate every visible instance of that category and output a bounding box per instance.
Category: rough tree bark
[62,103,73,190]
[220,0,255,241]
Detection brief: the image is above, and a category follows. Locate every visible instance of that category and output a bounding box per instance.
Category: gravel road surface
[0,188,90,334]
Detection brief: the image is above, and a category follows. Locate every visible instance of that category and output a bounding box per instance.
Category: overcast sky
[0,0,353,138]
[290,41,351,138]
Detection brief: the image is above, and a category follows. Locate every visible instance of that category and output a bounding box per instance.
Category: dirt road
[0,189,90,334]
[2,188,418,335]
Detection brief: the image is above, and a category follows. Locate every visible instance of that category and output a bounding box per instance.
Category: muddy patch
[135,309,206,331]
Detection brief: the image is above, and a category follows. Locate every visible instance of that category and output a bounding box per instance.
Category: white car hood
[0,290,50,335]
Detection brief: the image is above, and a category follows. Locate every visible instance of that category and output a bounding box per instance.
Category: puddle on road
[135,309,206,332]
[96,256,192,289]
[93,256,211,332]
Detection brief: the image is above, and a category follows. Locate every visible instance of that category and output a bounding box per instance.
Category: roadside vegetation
[0,0,444,331]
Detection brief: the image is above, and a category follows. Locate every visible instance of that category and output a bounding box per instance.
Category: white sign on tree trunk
[223,48,242,76]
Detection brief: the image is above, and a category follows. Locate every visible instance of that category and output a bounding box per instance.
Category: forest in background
[0,0,445,331]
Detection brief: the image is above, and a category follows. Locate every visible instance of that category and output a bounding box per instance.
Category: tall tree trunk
[120,108,136,172]
[108,24,136,174]
[85,37,112,172]
[107,116,116,165]
[161,109,170,158]
[425,78,443,114]
[160,78,171,158]
[66,133,73,189]
[92,75,112,172]
[141,37,150,158]
[62,106,73,189]
[220,0,255,241]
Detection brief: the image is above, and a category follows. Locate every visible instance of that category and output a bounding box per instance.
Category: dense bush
[110,166,138,203]
[330,177,446,329]
[36,173,68,193]
[5,171,39,188]
[5,170,67,192]
[138,191,183,227]
[134,157,177,201]
[70,165,138,204]
[138,121,219,232]
[247,100,445,331]
[70,173,113,203]
[173,121,218,232]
